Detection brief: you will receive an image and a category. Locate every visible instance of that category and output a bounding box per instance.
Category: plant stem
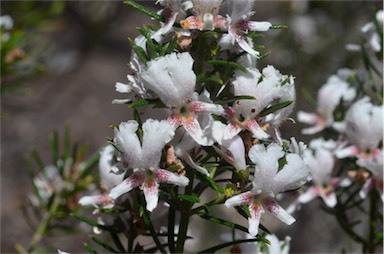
[175,169,194,253]
[367,188,378,253]
[28,193,61,252]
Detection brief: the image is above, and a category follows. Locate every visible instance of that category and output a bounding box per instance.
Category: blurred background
[1,0,382,253]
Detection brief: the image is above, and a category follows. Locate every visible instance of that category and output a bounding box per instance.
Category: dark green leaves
[208,60,248,73]
[259,100,294,117]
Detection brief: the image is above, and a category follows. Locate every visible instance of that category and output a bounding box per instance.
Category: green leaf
[71,213,107,229]
[64,126,71,161]
[197,213,249,233]
[141,206,167,254]
[270,24,288,29]
[128,37,148,64]
[216,95,255,105]
[91,236,120,253]
[177,194,200,203]
[50,129,59,165]
[24,157,44,207]
[195,172,224,194]
[198,238,262,253]
[31,148,45,171]
[124,0,164,22]
[208,60,248,73]
[301,88,317,108]
[258,51,270,60]
[83,243,98,254]
[161,35,178,56]
[259,100,293,117]
[128,98,160,108]
[79,151,100,178]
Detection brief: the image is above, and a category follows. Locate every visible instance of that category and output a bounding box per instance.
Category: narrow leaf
[79,151,100,179]
[71,213,107,229]
[83,243,98,254]
[198,213,249,233]
[177,194,200,203]
[128,98,159,108]
[259,100,293,117]
[64,126,71,161]
[216,95,255,105]
[31,148,45,171]
[128,37,148,64]
[198,238,261,253]
[208,60,248,73]
[141,206,167,254]
[91,236,120,253]
[50,130,59,165]
[124,0,164,22]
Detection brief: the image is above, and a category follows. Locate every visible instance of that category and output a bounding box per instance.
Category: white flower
[78,145,124,210]
[180,0,226,31]
[0,15,13,30]
[109,119,189,212]
[298,70,356,135]
[225,143,310,236]
[210,121,247,172]
[220,0,272,57]
[112,53,155,104]
[358,150,383,202]
[361,10,383,52]
[140,52,224,145]
[335,97,383,159]
[265,79,296,143]
[298,138,339,208]
[222,66,283,140]
[152,0,192,39]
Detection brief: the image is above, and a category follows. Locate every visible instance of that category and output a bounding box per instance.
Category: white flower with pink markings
[225,143,310,236]
[140,52,224,145]
[108,119,189,212]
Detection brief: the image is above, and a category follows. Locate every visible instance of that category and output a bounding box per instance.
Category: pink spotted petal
[192,101,224,115]
[248,202,263,237]
[223,123,242,140]
[182,116,210,145]
[225,191,253,207]
[155,169,189,186]
[168,114,182,130]
[262,198,296,225]
[79,194,113,207]
[298,186,319,204]
[109,173,145,199]
[143,179,160,212]
[246,120,269,140]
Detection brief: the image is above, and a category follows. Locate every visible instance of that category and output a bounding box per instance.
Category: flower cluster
[75,1,382,253]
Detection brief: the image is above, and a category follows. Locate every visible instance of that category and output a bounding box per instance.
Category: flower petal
[297,111,319,125]
[182,115,211,145]
[109,172,145,199]
[114,121,142,168]
[225,191,253,207]
[192,101,224,115]
[335,145,359,159]
[155,169,189,186]
[142,119,175,167]
[245,120,269,140]
[143,179,160,212]
[248,201,263,237]
[249,143,284,181]
[182,153,209,176]
[79,194,112,207]
[262,198,295,225]
[272,154,310,193]
[247,21,272,31]
[235,34,259,57]
[297,186,319,204]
